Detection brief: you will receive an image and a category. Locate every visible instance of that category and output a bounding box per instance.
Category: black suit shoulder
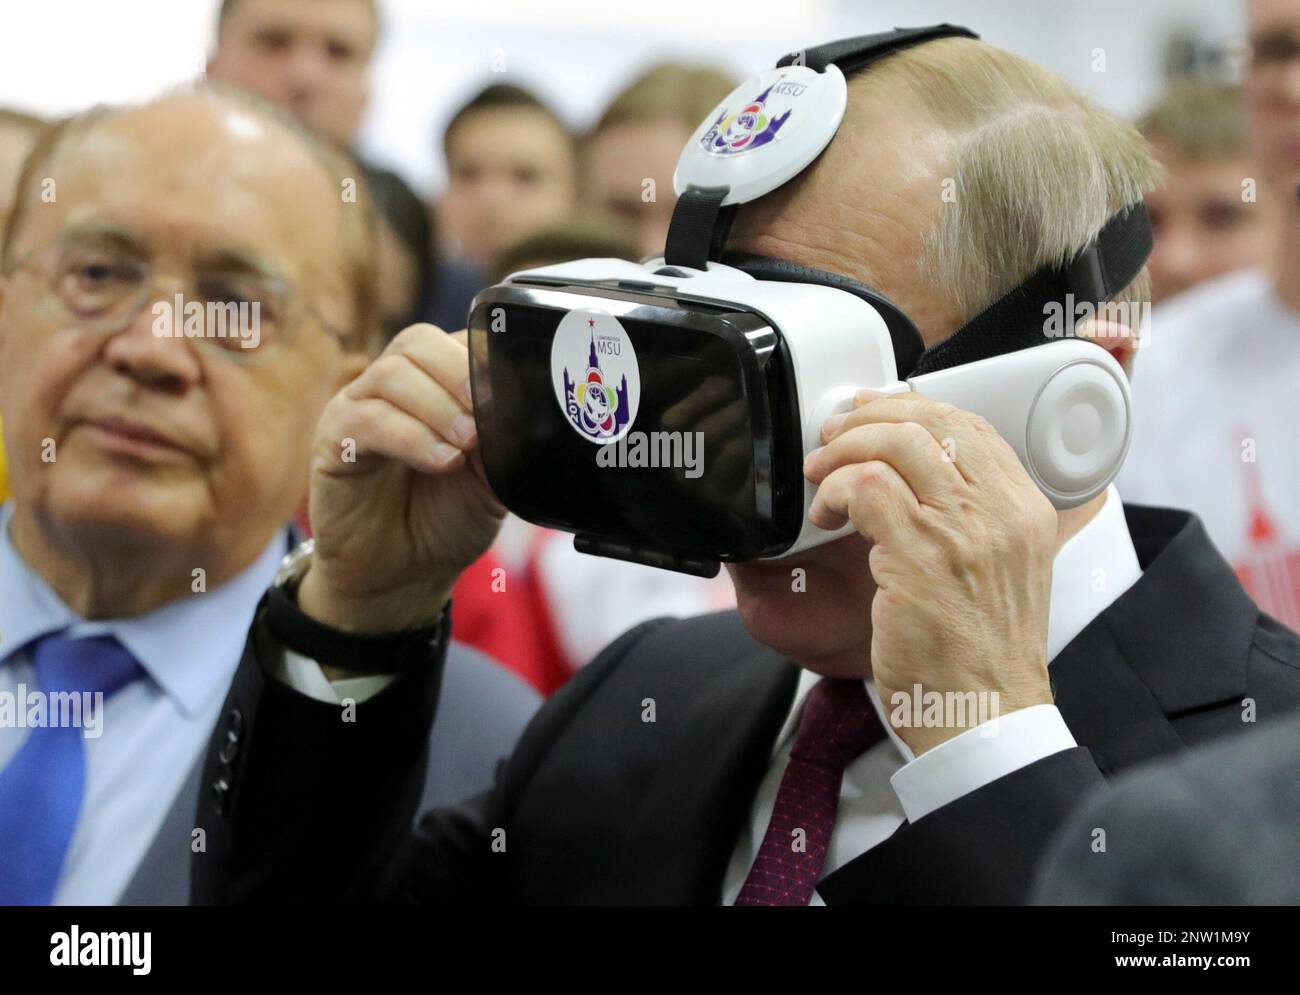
[406,610,797,904]
[1251,610,1300,678]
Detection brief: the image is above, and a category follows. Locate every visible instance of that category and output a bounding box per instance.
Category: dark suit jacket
[117,642,538,905]
[1031,707,1300,904]
[192,506,1300,905]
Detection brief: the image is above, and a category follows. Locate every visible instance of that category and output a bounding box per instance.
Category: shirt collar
[1046,484,1141,659]
[773,484,1141,756]
[0,502,288,717]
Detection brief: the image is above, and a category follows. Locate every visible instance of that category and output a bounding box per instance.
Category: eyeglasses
[5,231,351,360]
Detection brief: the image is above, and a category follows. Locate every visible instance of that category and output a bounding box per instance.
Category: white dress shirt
[286,484,1141,904]
[0,503,286,904]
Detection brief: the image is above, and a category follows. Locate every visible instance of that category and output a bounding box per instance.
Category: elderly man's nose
[101,311,203,392]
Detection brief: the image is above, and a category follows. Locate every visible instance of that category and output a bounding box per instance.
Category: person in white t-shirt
[1119,0,1300,630]
[1119,269,1300,629]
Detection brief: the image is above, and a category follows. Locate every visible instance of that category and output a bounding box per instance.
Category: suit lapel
[613,640,799,904]
[1055,507,1254,771]
[1106,505,1255,713]
[1046,613,1185,773]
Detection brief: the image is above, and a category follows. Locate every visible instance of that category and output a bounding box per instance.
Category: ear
[1076,317,1138,376]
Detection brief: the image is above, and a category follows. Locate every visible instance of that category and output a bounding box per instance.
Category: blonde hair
[862,38,1161,329]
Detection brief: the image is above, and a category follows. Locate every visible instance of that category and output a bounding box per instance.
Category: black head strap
[911,201,1153,376]
[776,23,979,74]
[664,186,735,271]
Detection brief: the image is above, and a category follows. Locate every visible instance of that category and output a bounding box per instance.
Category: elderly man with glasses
[0,86,538,906]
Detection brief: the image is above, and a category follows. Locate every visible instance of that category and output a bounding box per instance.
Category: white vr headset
[467,23,1153,577]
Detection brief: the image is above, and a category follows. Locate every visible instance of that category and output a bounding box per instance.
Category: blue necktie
[0,633,143,905]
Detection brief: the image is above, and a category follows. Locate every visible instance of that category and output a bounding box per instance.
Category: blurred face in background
[583,116,691,259]
[1245,0,1300,194]
[439,106,577,270]
[0,97,363,591]
[206,0,376,148]
[1145,138,1270,301]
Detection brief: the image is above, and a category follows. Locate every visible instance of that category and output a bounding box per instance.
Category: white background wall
[0,0,1248,196]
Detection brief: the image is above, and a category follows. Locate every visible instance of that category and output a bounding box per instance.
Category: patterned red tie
[735,677,885,906]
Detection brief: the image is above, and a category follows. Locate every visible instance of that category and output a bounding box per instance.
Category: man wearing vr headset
[193,27,1300,905]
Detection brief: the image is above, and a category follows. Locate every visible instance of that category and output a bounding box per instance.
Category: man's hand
[804,391,1058,755]
[298,324,505,634]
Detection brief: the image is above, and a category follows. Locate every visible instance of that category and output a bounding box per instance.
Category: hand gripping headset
[467,23,1153,577]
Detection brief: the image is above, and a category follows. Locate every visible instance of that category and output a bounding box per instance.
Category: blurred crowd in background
[1,0,1298,695]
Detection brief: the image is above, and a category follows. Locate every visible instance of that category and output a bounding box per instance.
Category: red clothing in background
[450,548,570,695]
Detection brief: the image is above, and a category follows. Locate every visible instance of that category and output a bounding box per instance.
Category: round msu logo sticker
[550,308,640,444]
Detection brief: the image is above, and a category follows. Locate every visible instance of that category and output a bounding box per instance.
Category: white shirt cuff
[889,704,1076,822]
[274,648,395,704]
